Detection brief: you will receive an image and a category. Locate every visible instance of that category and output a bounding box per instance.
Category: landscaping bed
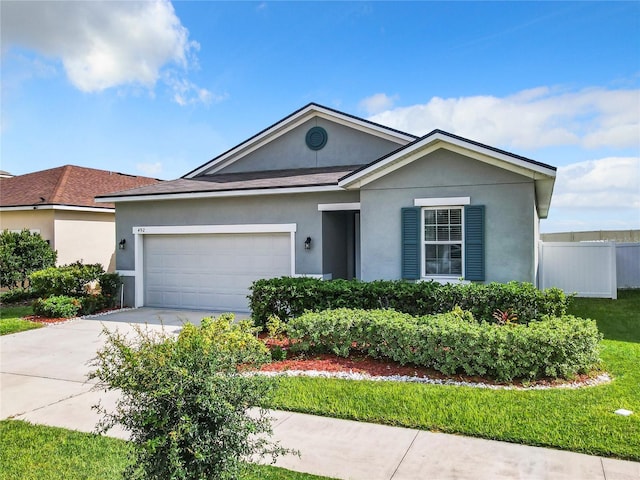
[257,339,609,390]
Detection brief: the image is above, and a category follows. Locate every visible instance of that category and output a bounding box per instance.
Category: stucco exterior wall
[0,209,55,243]
[0,209,115,271]
[54,210,115,271]
[115,190,360,279]
[211,118,404,174]
[359,149,537,283]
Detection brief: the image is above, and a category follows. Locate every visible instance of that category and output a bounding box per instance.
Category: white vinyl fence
[538,242,618,299]
[617,243,640,288]
[538,241,640,298]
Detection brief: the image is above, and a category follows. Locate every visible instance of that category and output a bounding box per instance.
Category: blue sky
[1,1,638,233]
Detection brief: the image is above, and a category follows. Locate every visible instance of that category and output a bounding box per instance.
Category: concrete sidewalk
[1,310,638,480]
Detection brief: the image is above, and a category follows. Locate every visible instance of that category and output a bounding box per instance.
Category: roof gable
[0,165,161,210]
[339,129,556,218]
[183,103,417,178]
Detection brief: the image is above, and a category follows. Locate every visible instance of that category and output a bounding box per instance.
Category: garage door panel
[144,233,291,311]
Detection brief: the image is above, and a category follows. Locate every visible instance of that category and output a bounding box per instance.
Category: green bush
[89,314,291,480]
[32,295,81,318]
[0,287,36,304]
[0,229,57,289]
[287,308,602,382]
[249,277,568,328]
[29,262,122,315]
[30,262,104,297]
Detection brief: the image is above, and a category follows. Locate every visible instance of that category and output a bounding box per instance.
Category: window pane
[437,225,450,241]
[425,243,462,275]
[425,226,436,241]
[450,225,462,241]
[436,209,449,224]
[450,209,462,225]
[424,210,436,225]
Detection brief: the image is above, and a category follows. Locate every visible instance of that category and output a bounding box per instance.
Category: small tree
[90,315,293,480]
[0,229,57,289]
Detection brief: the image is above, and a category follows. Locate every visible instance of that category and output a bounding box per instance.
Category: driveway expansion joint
[389,430,420,480]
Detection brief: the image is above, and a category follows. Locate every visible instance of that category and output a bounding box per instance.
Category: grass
[0,305,42,336]
[0,420,334,480]
[269,290,640,461]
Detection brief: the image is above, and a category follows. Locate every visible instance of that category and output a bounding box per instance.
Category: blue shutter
[465,205,485,281]
[401,207,421,280]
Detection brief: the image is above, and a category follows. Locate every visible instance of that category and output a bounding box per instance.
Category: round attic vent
[305,126,328,151]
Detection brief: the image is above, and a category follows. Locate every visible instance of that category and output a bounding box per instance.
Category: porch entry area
[321,210,360,280]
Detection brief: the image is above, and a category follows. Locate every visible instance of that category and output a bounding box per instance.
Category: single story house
[97,103,556,311]
[0,165,160,271]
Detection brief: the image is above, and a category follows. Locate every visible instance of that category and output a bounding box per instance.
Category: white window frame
[421,206,465,280]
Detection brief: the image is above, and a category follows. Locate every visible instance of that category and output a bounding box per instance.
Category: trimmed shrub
[30,262,104,297]
[89,314,291,480]
[249,277,568,328]
[0,287,36,304]
[32,295,81,318]
[29,262,122,315]
[287,308,602,382]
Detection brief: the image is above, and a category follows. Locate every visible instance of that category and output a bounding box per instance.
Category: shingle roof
[97,165,361,199]
[0,165,161,209]
[183,103,417,178]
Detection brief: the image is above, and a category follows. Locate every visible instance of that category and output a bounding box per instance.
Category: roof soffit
[184,104,417,178]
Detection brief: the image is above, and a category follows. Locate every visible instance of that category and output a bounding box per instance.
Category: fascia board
[96,185,343,203]
[0,205,115,213]
[185,105,415,178]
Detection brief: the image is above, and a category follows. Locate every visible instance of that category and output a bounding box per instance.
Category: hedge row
[287,308,602,382]
[29,262,122,316]
[249,277,568,327]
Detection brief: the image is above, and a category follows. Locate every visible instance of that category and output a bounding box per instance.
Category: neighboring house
[0,165,161,271]
[97,103,556,311]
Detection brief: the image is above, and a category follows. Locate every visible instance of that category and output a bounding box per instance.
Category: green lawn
[0,420,334,480]
[0,305,42,336]
[269,290,640,461]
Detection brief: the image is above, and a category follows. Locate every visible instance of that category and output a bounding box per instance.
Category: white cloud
[368,86,640,150]
[166,75,228,107]
[552,157,640,208]
[359,93,398,116]
[136,162,163,177]
[1,0,216,105]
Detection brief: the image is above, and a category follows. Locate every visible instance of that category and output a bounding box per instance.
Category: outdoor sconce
[304,236,312,250]
[118,238,126,250]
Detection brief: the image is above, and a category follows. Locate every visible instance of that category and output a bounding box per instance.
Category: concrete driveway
[1,308,223,426]
[1,308,639,480]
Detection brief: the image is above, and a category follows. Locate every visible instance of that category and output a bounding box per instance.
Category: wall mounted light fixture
[119,238,126,250]
[304,236,312,250]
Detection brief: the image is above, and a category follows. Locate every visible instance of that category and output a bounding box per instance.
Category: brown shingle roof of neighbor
[96,165,363,199]
[0,165,162,209]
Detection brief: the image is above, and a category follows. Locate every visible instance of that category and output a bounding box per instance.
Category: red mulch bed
[257,334,598,388]
[23,307,122,325]
[23,315,75,325]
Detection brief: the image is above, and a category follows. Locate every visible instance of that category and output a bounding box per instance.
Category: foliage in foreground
[89,314,292,480]
[288,308,602,382]
[0,420,332,480]
[250,277,568,327]
[0,229,57,289]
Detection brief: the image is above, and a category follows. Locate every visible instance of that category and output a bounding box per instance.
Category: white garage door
[144,233,291,311]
